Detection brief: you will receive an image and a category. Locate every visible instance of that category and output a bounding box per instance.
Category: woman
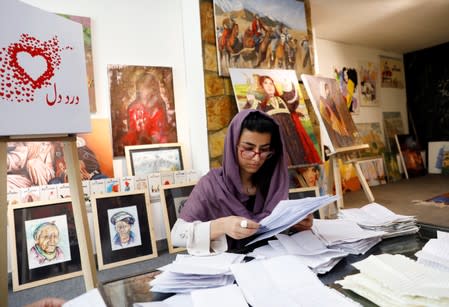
[247,75,321,166]
[171,109,313,255]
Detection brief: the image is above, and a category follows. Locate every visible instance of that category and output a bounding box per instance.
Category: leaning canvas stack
[149,253,244,293]
[415,231,449,272]
[336,254,449,307]
[338,202,419,238]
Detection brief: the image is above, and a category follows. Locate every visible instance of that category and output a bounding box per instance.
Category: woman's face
[262,78,276,97]
[237,129,272,177]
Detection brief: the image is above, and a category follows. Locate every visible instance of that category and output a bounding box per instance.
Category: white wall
[313,38,409,136]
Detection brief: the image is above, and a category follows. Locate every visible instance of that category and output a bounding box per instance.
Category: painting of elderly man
[25,215,71,269]
[108,206,142,251]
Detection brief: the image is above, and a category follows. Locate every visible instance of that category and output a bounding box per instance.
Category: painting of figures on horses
[229,68,321,167]
[213,0,313,77]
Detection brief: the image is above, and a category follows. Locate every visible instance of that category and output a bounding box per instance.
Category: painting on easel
[301,74,364,154]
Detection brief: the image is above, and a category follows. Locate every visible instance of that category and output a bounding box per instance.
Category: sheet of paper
[63,288,107,307]
[247,195,339,245]
[191,284,248,307]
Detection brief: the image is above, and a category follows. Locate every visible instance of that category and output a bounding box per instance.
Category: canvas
[301,74,364,153]
[108,65,177,157]
[358,61,378,107]
[382,112,404,152]
[213,0,313,77]
[428,141,449,174]
[229,68,321,167]
[358,158,387,187]
[395,134,426,179]
[380,56,405,88]
[356,122,386,157]
[334,67,359,113]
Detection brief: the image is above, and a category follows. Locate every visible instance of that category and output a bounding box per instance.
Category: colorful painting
[301,74,364,153]
[382,112,404,152]
[213,0,313,77]
[334,67,359,113]
[288,165,320,188]
[380,56,404,88]
[59,14,96,113]
[382,152,402,182]
[395,134,426,179]
[355,122,386,157]
[229,68,321,167]
[108,65,177,157]
[6,118,113,192]
[358,158,387,187]
[428,141,449,174]
[359,61,378,106]
[339,159,361,193]
[107,206,142,251]
[25,214,71,269]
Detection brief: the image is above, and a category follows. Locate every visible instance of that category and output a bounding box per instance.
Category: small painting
[91,191,157,270]
[8,199,82,291]
[160,182,197,253]
[358,61,378,106]
[356,122,386,157]
[380,56,404,88]
[334,67,359,113]
[125,143,184,176]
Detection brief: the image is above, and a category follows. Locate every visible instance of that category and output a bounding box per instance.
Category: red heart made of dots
[9,44,54,89]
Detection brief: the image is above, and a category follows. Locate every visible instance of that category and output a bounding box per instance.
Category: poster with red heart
[0,0,91,136]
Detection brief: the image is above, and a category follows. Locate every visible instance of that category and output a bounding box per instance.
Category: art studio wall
[313,38,409,141]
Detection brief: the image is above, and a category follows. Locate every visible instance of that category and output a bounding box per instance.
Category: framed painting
[125,143,185,176]
[395,134,426,179]
[108,65,178,157]
[91,191,157,270]
[358,61,378,107]
[380,56,404,88]
[382,111,404,152]
[213,0,314,77]
[160,182,197,253]
[358,157,387,187]
[8,199,82,291]
[355,122,386,157]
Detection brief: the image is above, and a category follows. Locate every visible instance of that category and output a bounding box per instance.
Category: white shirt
[171,218,227,256]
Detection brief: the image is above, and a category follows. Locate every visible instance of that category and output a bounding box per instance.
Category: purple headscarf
[179,109,289,224]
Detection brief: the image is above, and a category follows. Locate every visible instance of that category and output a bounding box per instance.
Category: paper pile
[248,195,339,245]
[312,219,384,255]
[338,202,419,238]
[248,230,348,274]
[336,254,449,307]
[416,230,449,272]
[231,255,361,307]
[150,253,244,293]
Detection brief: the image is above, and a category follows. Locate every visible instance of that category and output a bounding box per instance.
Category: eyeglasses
[238,144,274,160]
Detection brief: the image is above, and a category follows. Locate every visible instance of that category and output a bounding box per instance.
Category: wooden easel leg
[353,161,375,203]
[0,141,8,307]
[63,138,97,291]
[332,156,344,210]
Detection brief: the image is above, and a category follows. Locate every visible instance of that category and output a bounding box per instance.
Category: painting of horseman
[213,0,314,77]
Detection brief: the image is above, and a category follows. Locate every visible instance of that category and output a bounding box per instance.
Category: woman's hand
[290,213,314,232]
[211,216,259,240]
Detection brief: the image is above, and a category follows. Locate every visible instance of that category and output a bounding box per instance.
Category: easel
[325,144,375,215]
[1,135,97,307]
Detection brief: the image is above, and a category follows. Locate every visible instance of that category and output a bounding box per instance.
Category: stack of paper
[336,254,449,306]
[248,230,348,274]
[338,202,419,238]
[247,195,339,245]
[231,255,361,307]
[150,253,244,293]
[416,230,449,272]
[312,219,384,255]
